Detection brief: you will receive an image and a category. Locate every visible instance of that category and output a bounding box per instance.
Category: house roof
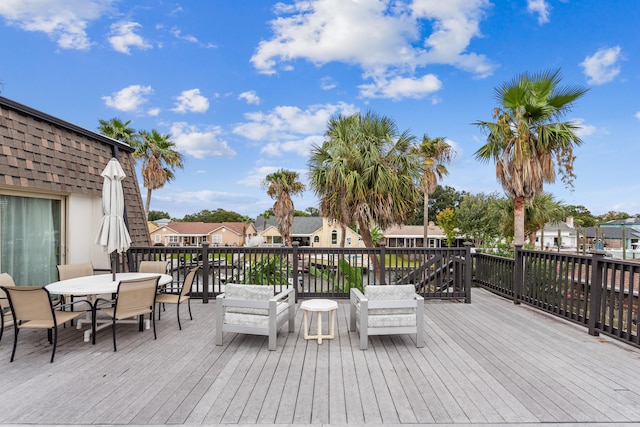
[256,216,323,236]
[584,226,640,239]
[383,224,445,238]
[600,217,640,226]
[543,221,575,233]
[158,221,247,236]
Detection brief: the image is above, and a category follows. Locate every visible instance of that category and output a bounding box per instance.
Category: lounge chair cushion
[224,302,290,328]
[223,284,276,316]
[364,285,417,315]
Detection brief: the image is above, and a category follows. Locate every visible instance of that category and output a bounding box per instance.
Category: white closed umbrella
[95,157,132,280]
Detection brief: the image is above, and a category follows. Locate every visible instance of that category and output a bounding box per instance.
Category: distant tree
[182,208,246,223]
[305,206,320,216]
[262,169,305,246]
[148,210,171,221]
[412,135,454,247]
[412,185,467,225]
[475,69,588,246]
[598,211,632,222]
[133,129,185,218]
[294,210,310,217]
[456,193,504,247]
[436,208,457,247]
[565,205,597,227]
[97,118,138,145]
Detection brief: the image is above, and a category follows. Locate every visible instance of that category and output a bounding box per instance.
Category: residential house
[150,221,257,247]
[537,218,578,250]
[383,222,447,248]
[594,217,640,250]
[255,216,364,247]
[0,96,150,286]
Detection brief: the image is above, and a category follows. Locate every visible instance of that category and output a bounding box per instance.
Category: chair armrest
[271,287,294,302]
[94,296,115,309]
[350,288,366,303]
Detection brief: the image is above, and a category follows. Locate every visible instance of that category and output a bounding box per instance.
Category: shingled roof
[0,96,150,246]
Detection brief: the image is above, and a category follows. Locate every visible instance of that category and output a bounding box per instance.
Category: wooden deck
[2,288,640,426]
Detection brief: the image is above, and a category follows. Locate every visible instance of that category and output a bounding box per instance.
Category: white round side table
[300,299,338,344]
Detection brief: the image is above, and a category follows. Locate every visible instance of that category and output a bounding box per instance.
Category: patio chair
[0,285,91,362]
[0,273,16,344]
[350,285,424,350]
[216,284,295,350]
[155,266,198,330]
[93,275,160,351]
[138,260,169,274]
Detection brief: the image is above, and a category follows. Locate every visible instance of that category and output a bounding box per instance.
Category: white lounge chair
[216,284,295,350]
[350,284,424,350]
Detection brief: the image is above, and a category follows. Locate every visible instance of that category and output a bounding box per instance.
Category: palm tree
[262,169,305,246]
[97,117,138,145]
[497,193,565,246]
[412,135,454,247]
[309,111,421,261]
[474,69,587,246]
[134,130,185,218]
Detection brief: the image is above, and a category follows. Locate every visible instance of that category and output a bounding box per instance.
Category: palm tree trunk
[145,189,153,220]
[423,190,429,247]
[514,196,526,246]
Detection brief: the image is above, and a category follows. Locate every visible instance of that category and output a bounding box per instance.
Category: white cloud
[359,73,442,99]
[580,46,623,85]
[572,118,602,138]
[238,165,308,187]
[527,0,550,25]
[108,21,152,54]
[170,27,198,43]
[635,112,640,121]
[102,85,153,112]
[238,90,261,105]
[170,122,235,159]
[233,102,358,158]
[320,76,337,90]
[250,0,493,99]
[0,0,113,50]
[172,89,209,113]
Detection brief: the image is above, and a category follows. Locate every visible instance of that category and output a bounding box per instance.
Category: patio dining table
[46,272,173,342]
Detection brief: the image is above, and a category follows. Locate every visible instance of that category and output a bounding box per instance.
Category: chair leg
[10,327,19,362]
[0,314,4,343]
[187,299,193,320]
[50,326,58,363]
[112,320,117,352]
[152,312,157,339]
[176,304,182,330]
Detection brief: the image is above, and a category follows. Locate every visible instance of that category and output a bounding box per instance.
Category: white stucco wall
[67,194,110,269]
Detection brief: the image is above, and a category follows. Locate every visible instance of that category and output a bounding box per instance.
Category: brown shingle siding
[0,96,150,246]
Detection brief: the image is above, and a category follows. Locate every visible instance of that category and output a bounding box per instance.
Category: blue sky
[1,0,639,219]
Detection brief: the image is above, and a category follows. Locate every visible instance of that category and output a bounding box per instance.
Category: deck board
[1,287,640,426]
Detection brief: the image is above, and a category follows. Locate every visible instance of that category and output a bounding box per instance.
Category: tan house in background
[255,216,364,247]
[150,221,257,247]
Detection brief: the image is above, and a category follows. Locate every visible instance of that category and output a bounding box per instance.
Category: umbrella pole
[111,252,117,281]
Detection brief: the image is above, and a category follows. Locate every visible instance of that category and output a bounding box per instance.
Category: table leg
[303,310,309,340]
[329,309,335,339]
[317,311,323,344]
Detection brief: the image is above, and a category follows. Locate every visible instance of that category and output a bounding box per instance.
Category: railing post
[379,242,386,285]
[202,242,210,304]
[292,242,299,302]
[588,250,606,336]
[463,242,473,303]
[513,245,523,305]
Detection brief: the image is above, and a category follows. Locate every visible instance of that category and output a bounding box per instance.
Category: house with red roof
[149,221,257,247]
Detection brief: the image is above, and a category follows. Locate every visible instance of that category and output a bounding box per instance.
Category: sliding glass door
[0,193,63,286]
